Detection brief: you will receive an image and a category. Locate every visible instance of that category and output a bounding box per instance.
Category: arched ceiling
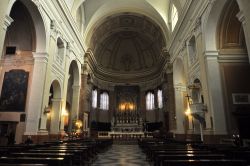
[91,13,165,72]
[66,0,183,83]
[86,13,168,83]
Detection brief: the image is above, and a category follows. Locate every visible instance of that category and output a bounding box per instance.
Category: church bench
[225,150,250,164]
[10,153,74,166]
[0,156,65,166]
[48,146,97,163]
[162,159,247,166]
[29,149,88,165]
[149,150,212,162]
[0,164,47,166]
[145,146,208,159]
[154,154,225,166]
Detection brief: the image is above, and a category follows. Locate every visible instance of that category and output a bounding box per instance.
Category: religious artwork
[115,86,139,112]
[0,70,29,112]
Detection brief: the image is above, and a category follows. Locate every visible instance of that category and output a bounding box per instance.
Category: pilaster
[25,53,48,135]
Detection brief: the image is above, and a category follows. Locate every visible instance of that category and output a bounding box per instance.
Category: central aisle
[92,144,150,166]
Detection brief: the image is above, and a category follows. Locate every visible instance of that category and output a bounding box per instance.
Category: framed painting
[0,70,29,112]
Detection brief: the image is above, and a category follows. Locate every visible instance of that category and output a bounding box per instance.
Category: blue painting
[0,70,29,112]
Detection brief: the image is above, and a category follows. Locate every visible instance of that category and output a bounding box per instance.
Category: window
[100,92,109,110]
[171,4,178,31]
[92,89,97,108]
[157,89,163,109]
[146,92,155,110]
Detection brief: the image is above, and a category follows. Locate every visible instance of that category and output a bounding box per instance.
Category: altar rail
[97,131,153,139]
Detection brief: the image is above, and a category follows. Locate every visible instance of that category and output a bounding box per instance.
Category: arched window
[146,91,155,110]
[171,4,178,31]
[157,89,163,109]
[100,92,109,110]
[92,89,97,108]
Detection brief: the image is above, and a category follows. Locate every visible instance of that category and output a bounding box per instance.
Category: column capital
[204,50,219,60]
[51,98,63,102]
[32,52,49,63]
[3,15,13,31]
[236,10,246,25]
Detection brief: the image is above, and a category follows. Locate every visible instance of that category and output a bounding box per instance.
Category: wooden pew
[29,149,86,166]
[162,159,247,166]
[0,156,65,166]
[0,164,47,166]
[155,154,225,166]
[10,153,74,166]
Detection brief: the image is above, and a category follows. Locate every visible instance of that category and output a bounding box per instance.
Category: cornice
[85,49,168,84]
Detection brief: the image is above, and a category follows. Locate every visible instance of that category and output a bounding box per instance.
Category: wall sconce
[43,106,50,115]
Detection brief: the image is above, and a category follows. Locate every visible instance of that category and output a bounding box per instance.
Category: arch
[4,1,36,53]
[47,79,62,134]
[83,0,169,49]
[50,79,62,99]
[6,0,47,53]
[68,60,80,86]
[218,0,246,53]
[203,0,228,51]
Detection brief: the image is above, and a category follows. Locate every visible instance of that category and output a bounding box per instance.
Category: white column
[50,98,63,134]
[69,85,80,128]
[174,84,186,134]
[25,53,48,135]
[204,51,227,135]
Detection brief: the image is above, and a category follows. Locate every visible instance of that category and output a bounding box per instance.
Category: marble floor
[92,144,150,166]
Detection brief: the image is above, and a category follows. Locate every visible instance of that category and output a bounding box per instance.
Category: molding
[236,10,246,24]
[33,52,49,63]
[3,15,13,31]
[218,55,249,63]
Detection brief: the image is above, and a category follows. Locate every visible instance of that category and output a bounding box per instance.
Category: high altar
[112,86,143,132]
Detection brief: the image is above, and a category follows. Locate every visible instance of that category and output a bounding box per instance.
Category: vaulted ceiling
[64,0,187,83]
[91,13,165,73]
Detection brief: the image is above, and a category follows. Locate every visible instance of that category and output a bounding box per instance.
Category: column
[25,53,48,135]
[236,0,250,62]
[50,98,63,134]
[194,19,212,129]
[165,72,176,131]
[204,51,227,135]
[174,84,186,134]
[71,85,81,119]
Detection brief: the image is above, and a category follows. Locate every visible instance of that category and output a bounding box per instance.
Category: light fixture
[75,119,83,129]
[43,106,50,115]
